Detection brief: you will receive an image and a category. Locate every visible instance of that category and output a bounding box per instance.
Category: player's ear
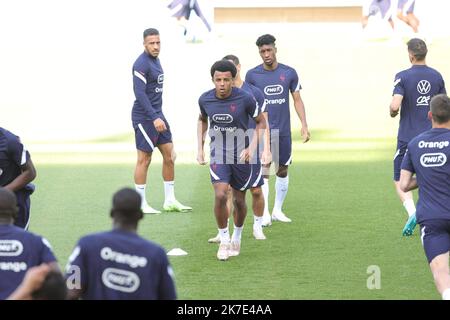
[428,111,433,120]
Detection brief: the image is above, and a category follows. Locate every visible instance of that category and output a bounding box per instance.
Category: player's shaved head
[222,54,240,66]
[210,60,237,78]
[430,94,450,124]
[111,188,143,223]
[0,187,18,221]
[143,28,159,39]
[256,34,276,47]
[407,38,427,61]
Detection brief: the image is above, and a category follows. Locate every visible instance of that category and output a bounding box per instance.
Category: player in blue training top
[132,28,191,214]
[0,188,58,300]
[0,127,36,229]
[197,60,267,261]
[390,38,446,236]
[207,54,271,245]
[399,94,450,300]
[397,0,419,33]
[65,188,177,300]
[245,34,310,226]
[167,0,212,36]
[361,0,394,30]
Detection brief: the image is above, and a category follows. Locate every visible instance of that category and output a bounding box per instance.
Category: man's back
[245,63,300,136]
[403,128,450,223]
[0,224,56,299]
[394,65,446,142]
[66,229,176,300]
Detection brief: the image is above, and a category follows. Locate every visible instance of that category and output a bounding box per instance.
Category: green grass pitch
[28,130,437,299]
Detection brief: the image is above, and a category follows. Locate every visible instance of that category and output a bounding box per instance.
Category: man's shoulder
[133,52,150,69]
[278,63,296,72]
[246,64,264,75]
[199,89,216,103]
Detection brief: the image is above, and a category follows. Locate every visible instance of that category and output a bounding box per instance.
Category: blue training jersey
[241,81,266,129]
[401,128,450,223]
[393,65,446,142]
[0,128,31,188]
[199,87,259,164]
[66,229,176,300]
[245,63,301,136]
[0,225,57,299]
[132,52,165,124]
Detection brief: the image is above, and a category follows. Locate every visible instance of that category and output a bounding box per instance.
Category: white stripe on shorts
[240,166,253,191]
[252,166,263,188]
[421,226,426,246]
[284,155,293,166]
[393,149,401,161]
[210,167,220,181]
[137,123,155,150]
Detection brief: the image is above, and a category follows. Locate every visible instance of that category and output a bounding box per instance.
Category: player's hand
[197,151,207,165]
[261,149,272,165]
[240,148,253,163]
[153,118,167,133]
[12,264,51,299]
[301,126,310,143]
[390,110,399,117]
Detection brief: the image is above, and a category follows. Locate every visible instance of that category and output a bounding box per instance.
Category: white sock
[164,181,176,203]
[273,176,289,213]
[442,288,450,300]
[403,199,416,217]
[261,178,270,214]
[219,227,230,244]
[253,215,263,230]
[135,184,147,207]
[231,225,243,243]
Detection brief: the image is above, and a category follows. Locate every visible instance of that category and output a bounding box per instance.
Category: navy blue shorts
[398,0,415,14]
[365,0,393,19]
[209,163,263,191]
[14,184,35,229]
[393,140,408,181]
[271,133,292,167]
[134,119,172,153]
[420,219,450,263]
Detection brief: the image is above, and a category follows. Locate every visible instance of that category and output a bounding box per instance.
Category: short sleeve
[393,73,404,96]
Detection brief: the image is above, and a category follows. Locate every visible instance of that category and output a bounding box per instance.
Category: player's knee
[137,154,152,167]
[277,166,288,178]
[233,197,246,211]
[215,191,228,205]
[163,156,174,167]
[250,187,263,199]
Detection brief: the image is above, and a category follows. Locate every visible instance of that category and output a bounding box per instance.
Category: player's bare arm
[4,159,36,192]
[399,169,418,192]
[197,114,208,165]
[240,112,266,163]
[390,94,403,117]
[292,91,310,143]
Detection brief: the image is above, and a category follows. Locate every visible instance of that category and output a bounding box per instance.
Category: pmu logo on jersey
[420,153,447,167]
[212,114,233,124]
[264,85,283,96]
[102,268,140,293]
[0,240,24,256]
[157,74,164,84]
